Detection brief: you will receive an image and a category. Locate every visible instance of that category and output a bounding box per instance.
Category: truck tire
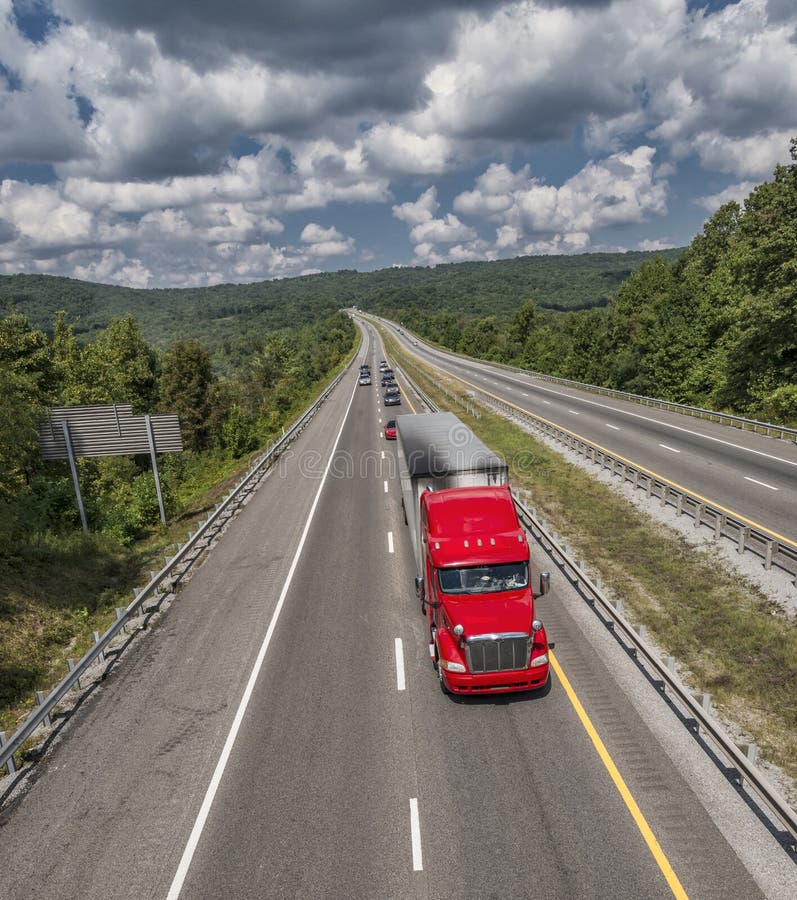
[401,497,408,526]
[438,662,450,695]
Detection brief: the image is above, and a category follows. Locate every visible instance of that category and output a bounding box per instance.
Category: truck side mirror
[539,571,550,596]
[415,576,425,600]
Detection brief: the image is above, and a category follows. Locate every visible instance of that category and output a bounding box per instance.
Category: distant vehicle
[359,373,371,385]
[381,372,395,386]
[360,364,370,373]
[384,419,397,440]
[385,384,401,396]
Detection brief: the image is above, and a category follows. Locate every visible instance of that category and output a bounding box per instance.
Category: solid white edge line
[166,378,359,900]
[395,638,406,691]
[410,798,423,871]
[388,531,394,553]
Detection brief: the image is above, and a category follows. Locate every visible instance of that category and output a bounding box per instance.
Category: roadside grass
[0,350,357,751]
[388,336,797,784]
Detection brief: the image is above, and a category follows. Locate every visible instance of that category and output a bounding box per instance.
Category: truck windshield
[437,562,529,595]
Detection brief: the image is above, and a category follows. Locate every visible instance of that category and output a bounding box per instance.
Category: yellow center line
[550,652,689,899]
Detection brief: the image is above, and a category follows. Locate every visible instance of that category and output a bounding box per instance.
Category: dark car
[384,419,397,440]
[384,389,402,406]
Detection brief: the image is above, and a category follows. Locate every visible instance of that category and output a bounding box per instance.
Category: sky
[0,0,795,289]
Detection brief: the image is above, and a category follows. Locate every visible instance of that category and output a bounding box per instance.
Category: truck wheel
[401,498,408,526]
[420,599,426,616]
[438,662,450,695]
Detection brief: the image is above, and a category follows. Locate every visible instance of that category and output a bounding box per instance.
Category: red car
[383,419,397,440]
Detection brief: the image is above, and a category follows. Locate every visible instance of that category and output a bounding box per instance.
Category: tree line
[391,139,797,425]
[0,309,355,546]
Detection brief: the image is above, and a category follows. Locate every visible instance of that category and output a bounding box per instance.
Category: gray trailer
[395,412,508,581]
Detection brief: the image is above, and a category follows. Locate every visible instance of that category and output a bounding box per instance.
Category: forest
[2,248,679,373]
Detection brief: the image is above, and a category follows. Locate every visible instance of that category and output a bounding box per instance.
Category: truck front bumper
[441,663,549,695]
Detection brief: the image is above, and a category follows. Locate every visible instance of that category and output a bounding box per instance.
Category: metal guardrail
[376,316,797,442]
[0,366,350,778]
[394,347,797,849]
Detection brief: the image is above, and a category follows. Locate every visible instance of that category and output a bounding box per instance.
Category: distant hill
[0,249,684,351]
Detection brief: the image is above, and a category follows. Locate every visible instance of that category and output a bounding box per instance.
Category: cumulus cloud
[694,180,758,212]
[454,146,668,248]
[300,222,355,256]
[0,0,794,284]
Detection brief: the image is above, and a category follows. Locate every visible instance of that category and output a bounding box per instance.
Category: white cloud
[695,180,758,212]
[409,214,476,245]
[0,0,795,284]
[300,222,355,256]
[638,237,676,251]
[455,145,669,241]
[363,124,456,175]
[392,187,439,226]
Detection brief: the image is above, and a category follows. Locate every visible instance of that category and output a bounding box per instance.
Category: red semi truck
[396,412,550,695]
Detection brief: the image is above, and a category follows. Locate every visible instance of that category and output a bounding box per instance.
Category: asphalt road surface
[0,326,793,899]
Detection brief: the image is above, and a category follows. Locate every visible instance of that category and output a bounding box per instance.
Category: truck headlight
[440,659,467,673]
[530,652,548,668]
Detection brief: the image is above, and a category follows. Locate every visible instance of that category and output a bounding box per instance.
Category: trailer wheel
[401,498,408,526]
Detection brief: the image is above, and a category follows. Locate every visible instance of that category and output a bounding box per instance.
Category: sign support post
[62,421,88,532]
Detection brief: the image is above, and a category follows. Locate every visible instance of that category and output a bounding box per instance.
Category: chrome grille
[466,634,531,673]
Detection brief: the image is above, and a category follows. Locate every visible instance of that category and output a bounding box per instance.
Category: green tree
[159,340,216,451]
[76,315,158,409]
[0,314,56,505]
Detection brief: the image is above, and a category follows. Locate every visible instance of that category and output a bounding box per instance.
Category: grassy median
[386,332,797,788]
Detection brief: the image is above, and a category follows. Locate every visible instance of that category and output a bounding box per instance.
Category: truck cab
[421,485,549,694]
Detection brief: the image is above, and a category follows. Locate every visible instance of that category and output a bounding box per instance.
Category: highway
[0,324,792,899]
[375,318,797,552]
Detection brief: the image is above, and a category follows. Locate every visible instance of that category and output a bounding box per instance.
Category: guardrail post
[115,608,126,634]
[660,485,669,507]
[736,743,758,787]
[66,658,80,689]
[695,504,704,528]
[646,477,653,499]
[737,526,749,554]
[35,691,52,727]
[0,731,16,774]
[693,692,712,733]
[765,541,774,570]
[93,631,105,663]
[714,514,723,541]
